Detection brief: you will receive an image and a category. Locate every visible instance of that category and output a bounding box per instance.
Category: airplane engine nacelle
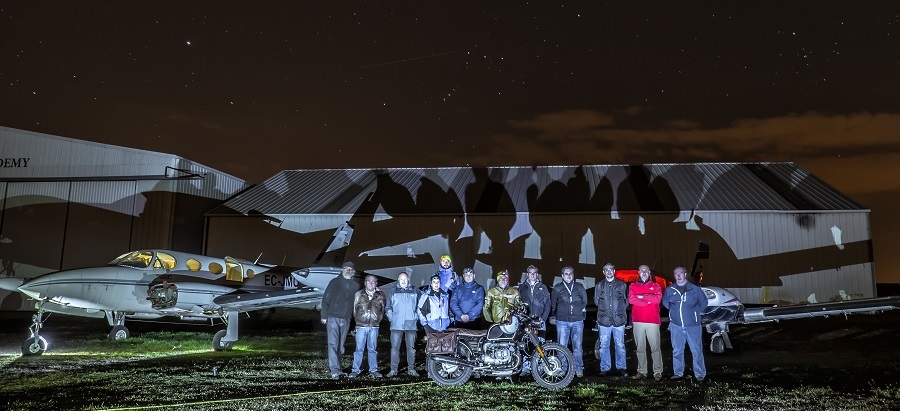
[147,281,178,309]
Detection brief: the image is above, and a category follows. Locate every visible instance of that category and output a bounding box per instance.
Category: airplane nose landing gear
[22,303,48,356]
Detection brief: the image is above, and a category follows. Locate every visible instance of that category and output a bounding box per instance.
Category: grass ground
[1,310,899,410]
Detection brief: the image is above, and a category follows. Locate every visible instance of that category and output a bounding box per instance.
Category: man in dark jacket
[386,272,420,377]
[321,261,362,380]
[349,275,386,378]
[594,263,629,376]
[662,265,709,382]
[450,267,485,329]
[519,265,551,335]
[550,266,588,378]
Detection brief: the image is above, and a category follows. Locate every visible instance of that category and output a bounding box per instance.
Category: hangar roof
[210,163,865,216]
[0,126,250,200]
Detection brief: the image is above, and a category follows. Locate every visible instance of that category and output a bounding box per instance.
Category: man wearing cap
[450,267,485,329]
[435,254,459,293]
[483,270,519,323]
[663,265,708,382]
[550,266,588,378]
[320,261,362,380]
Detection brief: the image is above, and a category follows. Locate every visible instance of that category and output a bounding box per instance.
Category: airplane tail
[311,221,354,267]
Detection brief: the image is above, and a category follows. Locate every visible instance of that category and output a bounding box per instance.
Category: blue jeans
[556,320,584,372]
[325,317,350,375]
[352,326,379,373]
[598,325,627,372]
[669,324,706,378]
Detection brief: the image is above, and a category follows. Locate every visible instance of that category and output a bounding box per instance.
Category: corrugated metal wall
[206,209,874,304]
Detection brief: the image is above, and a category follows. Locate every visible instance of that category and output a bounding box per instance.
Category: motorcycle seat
[450,328,488,337]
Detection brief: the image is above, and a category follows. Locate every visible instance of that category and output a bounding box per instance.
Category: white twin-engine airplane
[4,222,356,356]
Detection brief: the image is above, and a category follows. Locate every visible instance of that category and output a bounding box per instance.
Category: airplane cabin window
[704,289,716,300]
[186,259,201,272]
[246,269,255,279]
[156,252,177,269]
[208,262,223,275]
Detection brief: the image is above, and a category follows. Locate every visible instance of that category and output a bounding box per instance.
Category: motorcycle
[425,302,576,389]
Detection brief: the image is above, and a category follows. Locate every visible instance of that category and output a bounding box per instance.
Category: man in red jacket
[628,264,664,381]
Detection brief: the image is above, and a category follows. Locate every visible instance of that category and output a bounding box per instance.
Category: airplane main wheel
[108,325,130,341]
[710,334,726,354]
[213,329,234,351]
[22,336,47,356]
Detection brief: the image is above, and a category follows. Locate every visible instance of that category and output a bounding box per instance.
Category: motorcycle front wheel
[531,342,576,389]
[427,355,473,386]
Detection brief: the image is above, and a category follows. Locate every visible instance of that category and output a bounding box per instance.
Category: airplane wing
[212,286,324,313]
[741,295,900,324]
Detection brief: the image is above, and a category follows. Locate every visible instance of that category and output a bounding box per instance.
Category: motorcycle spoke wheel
[427,356,473,386]
[532,343,576,389]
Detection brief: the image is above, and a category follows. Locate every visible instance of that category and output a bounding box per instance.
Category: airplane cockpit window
[154,252,177,270]
[110,251,154,269]
[225,257,243,282]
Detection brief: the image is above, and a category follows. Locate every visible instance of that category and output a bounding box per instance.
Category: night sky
[2,3,899,283]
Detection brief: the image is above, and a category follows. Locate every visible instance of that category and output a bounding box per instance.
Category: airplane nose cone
[18,277,46,300]
[0,277,24,292]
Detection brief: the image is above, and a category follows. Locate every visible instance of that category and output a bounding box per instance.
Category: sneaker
[670,375,684,380]
[370,371,383,378]
[348,372,359,379]
[630,373,647,380]
[386,370,397,377]
[407,369,419,377]
[330,373,341,380]
[576,371,584,378]
[598,370,608,377]
[654,373,663,382]
[696,376,705,383]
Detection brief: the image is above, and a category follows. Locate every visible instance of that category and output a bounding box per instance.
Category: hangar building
[205,164,874,305]
[0,126,251,310]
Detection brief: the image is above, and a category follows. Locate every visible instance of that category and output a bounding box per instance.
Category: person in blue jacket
[450,267,485,329]
[662,265,709,382]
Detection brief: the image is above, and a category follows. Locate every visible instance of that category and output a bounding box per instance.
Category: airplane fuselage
[17,249,314,319]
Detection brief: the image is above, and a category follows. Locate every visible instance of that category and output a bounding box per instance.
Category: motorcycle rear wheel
[531,342,576,389]
[427,355,473,386]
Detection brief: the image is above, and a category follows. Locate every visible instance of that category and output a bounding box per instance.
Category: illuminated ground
[1,309,899,410]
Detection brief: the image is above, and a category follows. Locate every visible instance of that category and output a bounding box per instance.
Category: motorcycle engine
[481,342,516,365]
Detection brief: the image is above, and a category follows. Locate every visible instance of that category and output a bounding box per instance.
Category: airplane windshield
[110,251,155,269]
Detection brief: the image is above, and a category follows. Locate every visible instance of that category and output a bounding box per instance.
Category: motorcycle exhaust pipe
[429,354,475,368]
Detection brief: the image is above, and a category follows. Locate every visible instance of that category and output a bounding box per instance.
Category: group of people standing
[319,256,709,383]
[591,263,709,382]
